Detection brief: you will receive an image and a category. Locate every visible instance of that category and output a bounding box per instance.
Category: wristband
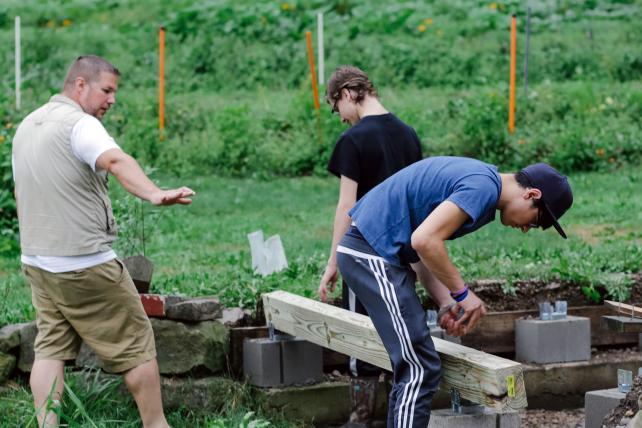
[450,284,469,298]
[453,289,468,302]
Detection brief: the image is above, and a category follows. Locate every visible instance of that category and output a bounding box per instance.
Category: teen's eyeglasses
[528,204,543,229]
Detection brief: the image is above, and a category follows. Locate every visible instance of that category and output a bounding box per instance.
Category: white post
[15,16,21,110]
[317,12,324,85]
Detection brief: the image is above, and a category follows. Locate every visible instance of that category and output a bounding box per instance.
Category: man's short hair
[326,65,377,105]
[63,55,120,89]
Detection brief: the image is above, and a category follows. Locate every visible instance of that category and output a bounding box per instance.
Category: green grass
[2,164,640,327]
[0,370,300,427]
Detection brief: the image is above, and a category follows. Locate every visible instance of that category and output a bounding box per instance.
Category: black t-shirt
[327,113,423,200]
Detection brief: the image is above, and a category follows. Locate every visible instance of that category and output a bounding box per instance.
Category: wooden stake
[317,13,324,85]
[509,15,517,134]
[159,26,166,141]
[15,16,21,110]
[263,290,528,410]
[305,31,320,111]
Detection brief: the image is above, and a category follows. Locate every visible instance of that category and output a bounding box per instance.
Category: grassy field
[0,0,641,426]
[1,163,640,328]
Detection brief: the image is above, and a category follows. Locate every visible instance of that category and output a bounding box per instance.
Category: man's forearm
[411,262,453,307]
[415,240,466,293]
[107,153,160,201]
[328,204,352,265]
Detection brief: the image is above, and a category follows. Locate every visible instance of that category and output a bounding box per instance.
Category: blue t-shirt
[349,156,502,265]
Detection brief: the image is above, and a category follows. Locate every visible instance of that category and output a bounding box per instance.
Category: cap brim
[541,203,568,239]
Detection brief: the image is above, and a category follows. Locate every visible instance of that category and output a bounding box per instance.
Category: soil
[602,375,642,427]
[520,408,585,428]
[426,273,642,312]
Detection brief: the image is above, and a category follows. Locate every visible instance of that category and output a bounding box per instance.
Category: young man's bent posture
[337,156,573,427]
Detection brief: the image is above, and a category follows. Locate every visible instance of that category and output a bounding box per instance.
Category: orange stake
[305,31,320,111]
[159,26,166,140]
[508,15,517,134]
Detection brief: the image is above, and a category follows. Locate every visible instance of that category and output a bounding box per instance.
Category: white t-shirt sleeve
[70,115,121,172]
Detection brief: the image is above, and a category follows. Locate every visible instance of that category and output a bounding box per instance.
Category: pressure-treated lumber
[605,300,642,318]
[601,315,642,333]
[262,290,527,410]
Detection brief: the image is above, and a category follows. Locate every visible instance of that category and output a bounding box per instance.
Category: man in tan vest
[12,55,194,428]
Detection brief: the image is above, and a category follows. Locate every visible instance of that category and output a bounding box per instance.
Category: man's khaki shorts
[22,259,156,373]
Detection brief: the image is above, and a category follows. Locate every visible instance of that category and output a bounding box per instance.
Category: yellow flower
[418,24,426,33]
[489,2,497,10]
[0,135,5,143]
[5,122,13,129]
[596,148,605,157]
[46,20,54,28]
[62,18,72,27]
[281,3,290,11]
[423,18,433,26]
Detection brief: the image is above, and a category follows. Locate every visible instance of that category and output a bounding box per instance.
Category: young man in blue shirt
[336,156,573,428]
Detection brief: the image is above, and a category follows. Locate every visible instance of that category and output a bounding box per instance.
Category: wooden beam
[605,300,642,318]
[601,315,642,333]
[262,290,527,410]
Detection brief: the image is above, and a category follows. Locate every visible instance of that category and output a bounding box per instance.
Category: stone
[0,353,16,383]
[165,297,222,322]
[0,324,22,353]
[75,342,104,370]
[218,307,250,327]
[17,322,37,372]
[515,315,590,364]
[140,294,166,317]
[151,318,228,375]
[263,380,388,425]
[122,255,154,293]
[427,407,520,428]
[161,376,239,411]
[585,388,626,428]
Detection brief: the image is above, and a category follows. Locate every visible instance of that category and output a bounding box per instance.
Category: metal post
[15,16,21,110]
[524,7,531,97]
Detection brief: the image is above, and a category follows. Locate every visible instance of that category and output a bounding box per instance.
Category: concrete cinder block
[584,388,626,428]
[429,327,461,344]
[243,337,323,387]
[428,407,520,428]
[498,410,521,428]
[515,316,590,364]
[280,337,323,385]
[243,338,282,387]
[430,326,444,339]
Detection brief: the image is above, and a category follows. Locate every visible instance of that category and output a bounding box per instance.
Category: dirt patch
[520,408,584,428]
[443,273,642,312]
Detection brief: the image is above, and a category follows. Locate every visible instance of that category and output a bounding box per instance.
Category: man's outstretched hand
[150,187,196,206]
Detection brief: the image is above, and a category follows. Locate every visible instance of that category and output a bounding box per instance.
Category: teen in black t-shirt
[318,65,422,426]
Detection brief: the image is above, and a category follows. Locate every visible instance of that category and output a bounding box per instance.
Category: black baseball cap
[520,163,573,239]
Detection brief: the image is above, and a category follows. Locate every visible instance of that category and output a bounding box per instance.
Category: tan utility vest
[12,94,117,256]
